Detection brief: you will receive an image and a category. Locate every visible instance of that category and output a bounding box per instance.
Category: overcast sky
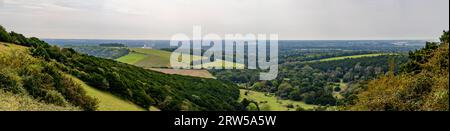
[0,0,448,40]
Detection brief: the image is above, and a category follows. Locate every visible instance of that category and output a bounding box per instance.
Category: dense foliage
[211,43,410,106]
[63,45,130,59]
[349,31,449,111]
[1,44,98,111]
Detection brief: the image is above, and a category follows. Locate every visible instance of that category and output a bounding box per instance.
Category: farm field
[117,48,244,79]
[116,52,147,64]
[239,89,316,111]
[148,68,215,79]
[309,53,392,62]
[129,48,172,67]
[117,48,244,69]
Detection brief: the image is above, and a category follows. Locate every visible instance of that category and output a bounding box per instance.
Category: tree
[0,25,12,43]
[440,30,449,44]
[277,82,294,99]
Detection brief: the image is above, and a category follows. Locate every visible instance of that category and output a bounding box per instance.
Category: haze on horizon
[0,0,448,40]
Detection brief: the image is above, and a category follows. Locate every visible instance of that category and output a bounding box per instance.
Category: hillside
[350,31,449,111]
[1,42,97,110]
[68,75,147,111]
[126,48,172,68]
[1,25,242,111]
[0,90,80,111]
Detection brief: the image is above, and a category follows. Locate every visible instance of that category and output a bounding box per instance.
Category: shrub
[0,68,25,94]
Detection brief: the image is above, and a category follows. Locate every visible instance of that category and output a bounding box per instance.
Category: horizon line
[41,38,434,41]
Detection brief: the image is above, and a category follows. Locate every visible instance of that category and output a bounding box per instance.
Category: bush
[0,68,25,94]
[41,90,70,106]
[0,25,12,43]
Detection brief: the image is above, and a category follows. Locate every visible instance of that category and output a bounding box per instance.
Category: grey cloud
[0,0,448,40]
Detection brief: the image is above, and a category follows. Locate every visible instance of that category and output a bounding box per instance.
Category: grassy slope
[1,43,152,111]
[239,89,316,111]
[0,90,81,111]
[127,48,172,68]
[0,42,27,52]
[67,75,148,111]
[1,43,80,111]
[116,52,147,64]
[148,68,216,79]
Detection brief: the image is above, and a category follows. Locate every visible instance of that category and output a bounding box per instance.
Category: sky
[0,0,448,40]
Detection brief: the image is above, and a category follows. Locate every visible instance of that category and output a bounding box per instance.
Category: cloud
[0,0,448,40]
[1,0,105,12]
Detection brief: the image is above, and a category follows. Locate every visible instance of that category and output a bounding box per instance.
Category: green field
[148,68,216,79]
[309,53,392,62]
[132,48,172,67]
[116,52,148,64]
[68,75,149,111]
[116,48,173,67]
[239,89,316,111]
[117,48,244,69]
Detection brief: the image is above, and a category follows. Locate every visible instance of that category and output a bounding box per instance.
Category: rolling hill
[117,48,245,69]
[1,26,242,111]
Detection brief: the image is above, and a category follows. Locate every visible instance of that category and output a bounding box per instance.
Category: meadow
[115,52,147,64]
[239,89,316,111]
[310,53,392,62]
[148,68,215,79]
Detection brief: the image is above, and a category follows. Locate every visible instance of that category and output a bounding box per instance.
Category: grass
[131,48,172,67]
[116,52,148,64]
[239,89,316,111]
[193,59,246,69]
[1,43,79,111]
[0,90,81,111]
[148,68,215,79]
[0,42,28,53]
[68,75,148,111]
[2,43,156,111]
[117,48,243,79]
[308,53,392,63]
[118,48,245,69]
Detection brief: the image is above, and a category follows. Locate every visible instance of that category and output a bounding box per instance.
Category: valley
[1,26,243,111]
[1,24,448,111]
